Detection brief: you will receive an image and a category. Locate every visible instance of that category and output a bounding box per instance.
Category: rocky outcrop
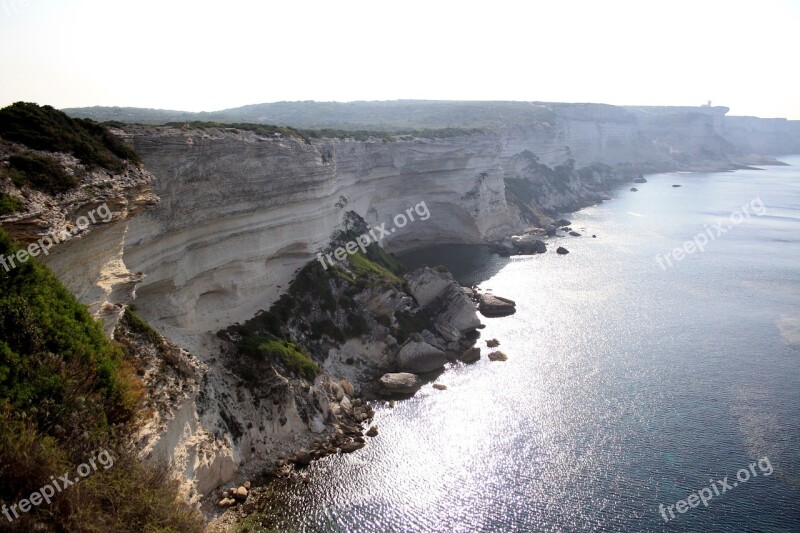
[405,267,481,333]
[396,340,447,373]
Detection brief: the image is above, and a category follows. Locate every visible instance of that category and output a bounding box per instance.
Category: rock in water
[511,234,547,254]
[488,351,508,361]
[672,184,682,187]
[569,231,581,237]
[556,247,569,255]
[486,338,500,348]
[630,187,638,192]
[478,294,516,317]
[366,426,379,437]
[378,373,422,395]
[459,347,481,363]
[555,218,572,226]
[633,176,647,183]
[432,383,448,390]
[397,341,447,373]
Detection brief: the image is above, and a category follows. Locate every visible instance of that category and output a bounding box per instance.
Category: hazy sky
[1,0,798,118]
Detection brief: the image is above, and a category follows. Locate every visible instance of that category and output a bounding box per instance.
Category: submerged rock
[569,231,581,237]
[672,184,682,187]
[630,187,638,192]
[478,294,517,317]
[633,176,647,183]
[486,338,500,348]
[432,383,448,391]
[556,247,569,255]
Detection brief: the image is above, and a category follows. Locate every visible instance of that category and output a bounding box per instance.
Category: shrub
[0,102,140,170]
[7,152,77,193]
[0,193,22,215]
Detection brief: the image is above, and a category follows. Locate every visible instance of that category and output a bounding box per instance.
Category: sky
[0,0,799,118]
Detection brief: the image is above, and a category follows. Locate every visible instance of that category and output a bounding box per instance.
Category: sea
[248,156,800,532]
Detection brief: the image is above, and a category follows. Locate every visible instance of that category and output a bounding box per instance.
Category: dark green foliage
[394,310,432,344]
[290,262,336,313]
[0,193,22,215]
[0,102,139,170]
[344,313,370,338]
[164,121,311,143]
[0,228,204,531]
[7,152,77,193]
[310,319,345,343]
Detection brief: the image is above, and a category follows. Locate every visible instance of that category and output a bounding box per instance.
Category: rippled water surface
[256,157,800,532]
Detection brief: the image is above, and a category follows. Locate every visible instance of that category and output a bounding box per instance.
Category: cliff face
[121,126,521,333]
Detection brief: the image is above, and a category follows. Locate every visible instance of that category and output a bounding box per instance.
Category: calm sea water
[254,157,800,532]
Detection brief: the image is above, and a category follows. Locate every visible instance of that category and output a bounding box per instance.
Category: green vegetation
[163,121,311,143]
[0,102,140,171]
[0,228,204,532]
[122,307,166,349]
[159,120,484,144]
[0,193,22,215]
[6,152,77,193]
[238,334,320,380]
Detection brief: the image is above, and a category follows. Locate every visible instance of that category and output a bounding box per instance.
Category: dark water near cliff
[257,157,800,532]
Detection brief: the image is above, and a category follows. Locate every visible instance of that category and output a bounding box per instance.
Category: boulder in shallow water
[555,218,571,226]
[630,187,638,192]
[459,347,481,363]
[432,383,448,391]
[486,338,500,348]
[512,234,547,254]
[633,176,647,183]
[488,350,508,361]
[478,294,517,317]
[556,247,569,255]
[379,373,422,395]
[569,231,581,237]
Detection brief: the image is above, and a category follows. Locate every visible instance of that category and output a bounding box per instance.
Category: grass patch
[0,102,140,171]
[0,193,22,215]
[239,335,320,380]
[347,252,403,287]
[122,308,165,349]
